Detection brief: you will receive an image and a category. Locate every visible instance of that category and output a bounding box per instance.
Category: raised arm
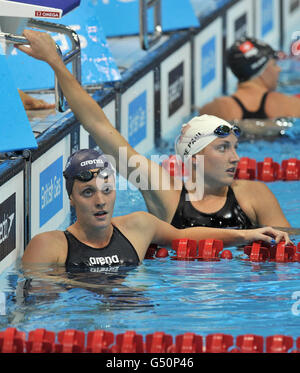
[16,30,178,222]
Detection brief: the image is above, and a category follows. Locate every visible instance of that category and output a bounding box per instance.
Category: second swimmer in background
[198,36,300,120]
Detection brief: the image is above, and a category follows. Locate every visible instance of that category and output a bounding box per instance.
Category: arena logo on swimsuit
[89,255,120,266]
[0,194,16,262]
[39,157,63,227]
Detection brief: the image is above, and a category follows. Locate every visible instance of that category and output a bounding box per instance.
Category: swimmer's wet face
[197,133,240,186]
[70,172,116,230]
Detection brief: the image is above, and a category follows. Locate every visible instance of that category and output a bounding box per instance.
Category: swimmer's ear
[191,156,197,165]
[69,195,75,206]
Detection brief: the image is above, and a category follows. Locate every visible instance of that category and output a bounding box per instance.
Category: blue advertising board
[261,0,274,37]
[201,36,216,89]
[39,156,63,227]
[128,90,147,148]
[0,54,37,152]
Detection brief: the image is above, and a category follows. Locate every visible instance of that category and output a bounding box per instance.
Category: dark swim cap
[63,149,115,197]
[226,37,278,82]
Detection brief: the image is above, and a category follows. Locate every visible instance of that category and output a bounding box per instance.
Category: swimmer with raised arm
[198,37,300,121]
[17,30,292,235]
[22,149,291,268]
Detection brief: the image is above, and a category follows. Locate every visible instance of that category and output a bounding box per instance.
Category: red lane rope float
[243,241,300,263]
[236,157,300,182]
[162,155,300,182]
[86,330,114,353]
[2,328,300,353]
[26,328,56,353]
[171,239,224,261]
[146,240,300,263]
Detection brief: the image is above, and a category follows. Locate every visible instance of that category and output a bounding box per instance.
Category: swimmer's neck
[184,178,229,199]
[202,184,228,198]
[237,76,270,92]
[68,221,114,248]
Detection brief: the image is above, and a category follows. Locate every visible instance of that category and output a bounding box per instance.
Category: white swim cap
[175,115,236,160]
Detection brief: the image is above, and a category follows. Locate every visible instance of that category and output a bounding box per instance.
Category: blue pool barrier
[0,55,37,152]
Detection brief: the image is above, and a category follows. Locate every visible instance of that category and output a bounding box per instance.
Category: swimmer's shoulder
[112,212,157,260]
[112,211,154,232]
[22,230,67,264]
[265,91,300,118]
[112,212,160,241]
[199,96,239,120]
[232,179,273,198]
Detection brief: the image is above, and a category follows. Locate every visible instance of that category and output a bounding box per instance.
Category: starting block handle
[139,0,162,50]
[0,32,29,45]
[27,18,81,112]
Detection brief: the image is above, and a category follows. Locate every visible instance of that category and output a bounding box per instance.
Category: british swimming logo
[201,36,216,89]
[0,193,16,261]
[128,90,147,147]
[168,62,184,117]
[39,157,63,227]
[261,0,273,37]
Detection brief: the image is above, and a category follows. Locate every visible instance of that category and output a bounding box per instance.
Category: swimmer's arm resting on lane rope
[138,212,292,249]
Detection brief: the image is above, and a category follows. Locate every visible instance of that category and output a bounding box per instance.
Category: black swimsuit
[64,225,140,271]
[171,185,254,229]
[231,92,269,119]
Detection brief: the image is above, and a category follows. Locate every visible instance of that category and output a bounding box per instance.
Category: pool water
[0,61,300,339]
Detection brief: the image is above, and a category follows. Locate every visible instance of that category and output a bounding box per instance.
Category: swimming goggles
[214,124,241,138]
[69,167,114,182]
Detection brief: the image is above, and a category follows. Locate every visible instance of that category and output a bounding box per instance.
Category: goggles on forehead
[65,167,114,183]
[213,124,241,138]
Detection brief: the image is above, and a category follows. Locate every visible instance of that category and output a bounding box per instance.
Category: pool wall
[0,0,299,274]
